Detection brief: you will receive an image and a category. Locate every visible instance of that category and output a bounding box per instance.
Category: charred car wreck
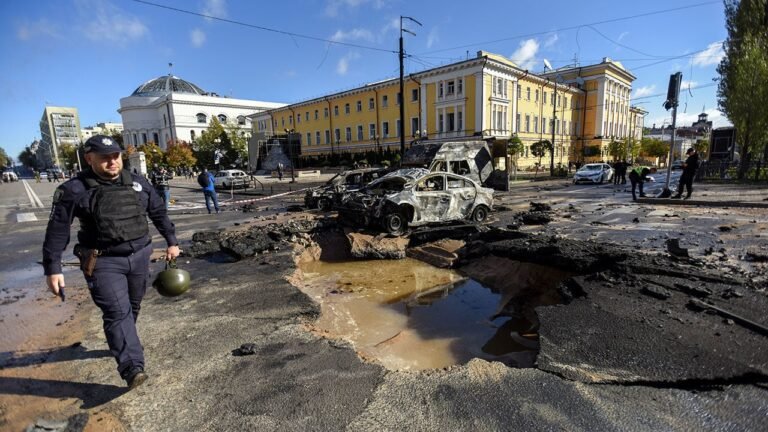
[305,167,389,211]
[338,168,494,235]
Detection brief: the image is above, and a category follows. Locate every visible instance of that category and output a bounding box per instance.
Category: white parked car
[213,169,249,189]
[573,163,614,184]
[2,171,18,182]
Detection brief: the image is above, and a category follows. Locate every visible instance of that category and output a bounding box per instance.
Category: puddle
[296,257,571,370]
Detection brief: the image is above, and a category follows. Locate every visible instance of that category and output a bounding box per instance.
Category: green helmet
[154,260,191,297]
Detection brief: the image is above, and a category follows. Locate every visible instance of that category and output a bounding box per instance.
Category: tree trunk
[738,117,752,180]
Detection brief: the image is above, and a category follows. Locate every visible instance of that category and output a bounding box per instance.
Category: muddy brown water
[295,257,571,370]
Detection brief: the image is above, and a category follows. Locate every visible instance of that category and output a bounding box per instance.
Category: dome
[131,75,206,96]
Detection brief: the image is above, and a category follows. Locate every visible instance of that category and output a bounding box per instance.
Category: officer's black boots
[126,367,148,390]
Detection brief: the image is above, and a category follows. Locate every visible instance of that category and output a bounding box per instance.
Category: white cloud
[325,0,386,17]
[77,0,147,43]
[201,0,227,18]
[190,28,206,47]
[680,80,698,90]
[337,52,360,75]
[330,28,374,43]
[692,42,724,67]
[543,33,558,48]
[16,18,61,40]
[633,85,656,98]
[510,39,539,71]
[426,27,439,49]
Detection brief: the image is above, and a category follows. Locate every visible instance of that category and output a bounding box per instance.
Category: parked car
[573,163,614,184]
[670,160,684,170]
[338,168,494,235]
[213,169,249,189]
[2,171,18,182]
[305,167,390,211]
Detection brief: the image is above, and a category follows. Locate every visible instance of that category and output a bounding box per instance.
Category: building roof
[131,75,206,96]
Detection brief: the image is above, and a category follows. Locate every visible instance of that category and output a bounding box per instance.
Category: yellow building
[252,51,639,169]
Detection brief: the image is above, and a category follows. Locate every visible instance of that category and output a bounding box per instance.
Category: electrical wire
[132,0,397,54]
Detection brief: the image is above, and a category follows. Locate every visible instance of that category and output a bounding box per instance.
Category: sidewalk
[636,183,768,208]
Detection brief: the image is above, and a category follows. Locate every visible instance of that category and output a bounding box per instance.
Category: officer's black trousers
[84,244,152,380]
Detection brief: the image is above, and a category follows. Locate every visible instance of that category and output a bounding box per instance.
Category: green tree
[164,141,197,170]
[109,130,124,149]
[137,142,164,169]
[194,117,229,168]
[58,143,79,171]
[694,139,710,159]
[530,140,552,166]
[607,140,627,161]
[18,146,37,168]
[626,137,641,161]
[717,0,768,178]
[640,137,669,161]
[224,124,249,167]
[0,147,9,168]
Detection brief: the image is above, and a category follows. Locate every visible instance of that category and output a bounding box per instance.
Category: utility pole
[400,16,421,163]
[550,78,558,176]
[660,72,682,198]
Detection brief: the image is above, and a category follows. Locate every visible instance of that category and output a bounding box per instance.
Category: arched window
[217,114,227,123]
[237,116,246,125]
[196,113,207,123]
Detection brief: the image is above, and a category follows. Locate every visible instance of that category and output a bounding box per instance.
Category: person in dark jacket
[42,135,179,389]
[673,148,700,199]
[150,167,171,208]
[197,167,219,214]
[628,166,657,200]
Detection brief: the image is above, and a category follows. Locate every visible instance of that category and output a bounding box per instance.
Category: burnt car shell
[305,167,388,211]
[338,168,494,235]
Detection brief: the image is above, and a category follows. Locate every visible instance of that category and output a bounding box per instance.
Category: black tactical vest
[83,170,149,245]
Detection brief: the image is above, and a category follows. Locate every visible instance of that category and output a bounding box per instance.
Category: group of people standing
[615,147,700,201]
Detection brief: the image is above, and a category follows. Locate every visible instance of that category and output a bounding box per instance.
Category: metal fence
[696,160,768,182]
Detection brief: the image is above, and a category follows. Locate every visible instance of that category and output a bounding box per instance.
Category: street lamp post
[285,129,296,183]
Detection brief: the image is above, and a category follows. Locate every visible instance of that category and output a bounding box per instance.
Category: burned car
[305,167,389,211]
[338,168,494,235]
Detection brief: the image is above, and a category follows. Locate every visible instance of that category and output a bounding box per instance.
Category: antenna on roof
[168,62,173,76]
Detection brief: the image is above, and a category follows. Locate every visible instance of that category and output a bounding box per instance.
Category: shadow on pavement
[0,376,126,409]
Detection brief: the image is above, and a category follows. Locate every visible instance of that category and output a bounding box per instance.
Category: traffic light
[664,72,682,110]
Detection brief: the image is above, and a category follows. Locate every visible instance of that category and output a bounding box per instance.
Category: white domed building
[118,75,284,150]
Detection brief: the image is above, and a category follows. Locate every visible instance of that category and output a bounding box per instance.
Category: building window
[196,113,207,123]
[315,110,319,120]
[218,114,227,123]
[535,89,539,103]
[133,134,137,144]
[163,114,167,126]
[369,98,375,110]
[142,133,147,144]
[334,105,339,116]
[357,125,363,141]
[525,115,530,133]
[439,82,444,97]
[325,130,330,144]
[438,114,444,133]
[383,121,389,138]
[396,119,401,137]
[324,108,329,118]
[516,113,521,131]
[543,117,547,134]
[534,116,539,133]
[334,128,341,142]
[356,101,362,112]
[411,88,419,102]
[190,130,195,141]
[447,113,455,131]
[526,87,531,100]
[382,95,388,108]
[458,78,463,94]
[564,97,568,109]
[457,111,463,132]
[345,103,350,114]
[297,114,301,124]
[498,78,505,96]
[411,117,419,137]
[397,92,402,105]
[281,118,285,127]
[543,91,547,105]
[447,80,455,95]
[306,112,309,121]
[153,132,159,144]
[306,132,312,146]
[551,93,555,105]
[369,123,376,139]
[345,127,352,142]
[517,84,521,99]
[237,116,246,125]
[316,131,321,145]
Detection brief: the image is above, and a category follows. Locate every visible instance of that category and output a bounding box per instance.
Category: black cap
[84,135,122,154]
[686,148,695,154]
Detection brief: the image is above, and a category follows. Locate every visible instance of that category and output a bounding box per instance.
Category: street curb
[635,198,768,208]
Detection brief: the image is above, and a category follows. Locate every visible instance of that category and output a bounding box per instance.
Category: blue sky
[0,0,728,161]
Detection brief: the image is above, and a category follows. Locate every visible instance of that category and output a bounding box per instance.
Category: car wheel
[383,212,407,235]
[470,205,489,223]
[317,198,332,212]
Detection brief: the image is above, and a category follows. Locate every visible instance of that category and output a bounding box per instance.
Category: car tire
[383,212,407,235]
[317,198,332,212]
[470,205,489,223]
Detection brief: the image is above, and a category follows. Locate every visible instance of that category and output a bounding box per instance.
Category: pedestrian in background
[151,167,171,209]
[277,162,284,181]
[673,148,700,199]
[42,135,179,389]
[628,166,657,200]
[197,167,219,214]
[34,170,41,183]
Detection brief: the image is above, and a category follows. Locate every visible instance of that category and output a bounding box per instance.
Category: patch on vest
[132,181,142,192]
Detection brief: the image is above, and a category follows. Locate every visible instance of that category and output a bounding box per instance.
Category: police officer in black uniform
[42,135,180,389]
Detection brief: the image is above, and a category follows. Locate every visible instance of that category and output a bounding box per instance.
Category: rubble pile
[512,202,555,225]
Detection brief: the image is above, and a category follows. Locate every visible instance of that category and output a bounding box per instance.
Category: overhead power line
[132,0,397,54]
[414,1,720,56]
